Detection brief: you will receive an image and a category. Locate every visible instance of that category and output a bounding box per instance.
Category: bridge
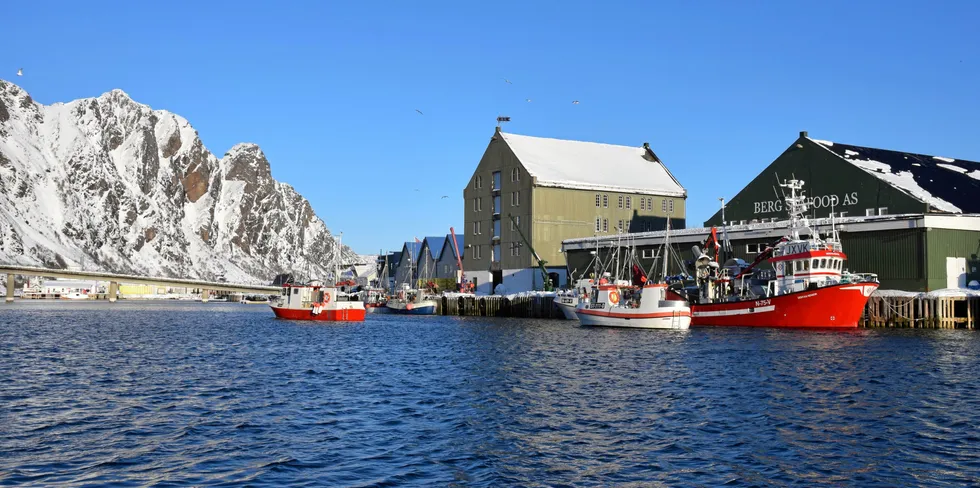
[0,264,281,303]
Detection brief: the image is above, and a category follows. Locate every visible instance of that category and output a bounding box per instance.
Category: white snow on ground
[875,288,980,298]
[503,291,558,299]
[498,131,686,197]
[932,156,956,163]
[811,139,834,146]
[844,149,860,157]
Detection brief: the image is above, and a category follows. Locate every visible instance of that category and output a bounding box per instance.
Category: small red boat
[676,179,878,328]
[270,280,365,322]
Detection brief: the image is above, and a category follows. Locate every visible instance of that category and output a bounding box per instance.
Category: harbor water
[1,301,979,486]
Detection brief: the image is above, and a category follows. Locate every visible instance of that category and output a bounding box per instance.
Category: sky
[5,0,979,254]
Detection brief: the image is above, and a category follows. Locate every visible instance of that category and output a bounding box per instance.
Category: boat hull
[690,282,878,328]
[270,305,366,322]
[577,308,691,329]
[556,299,579,320]
[385,300,437,315]
[365,303,389,314]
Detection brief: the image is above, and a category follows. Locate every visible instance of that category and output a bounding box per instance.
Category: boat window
[812,258,819,269]
[837,260,843,270]
[819,258,826,269]
[785,262,794,276]
[802,260,809,271]
[293,288,299,295]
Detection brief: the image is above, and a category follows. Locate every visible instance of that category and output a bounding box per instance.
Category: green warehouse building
[563,132,980,292]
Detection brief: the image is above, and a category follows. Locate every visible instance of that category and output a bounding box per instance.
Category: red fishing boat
[270,280,366,321]
[674,179,878,328]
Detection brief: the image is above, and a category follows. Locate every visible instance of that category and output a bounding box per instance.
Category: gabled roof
[438,234,464,260]
[809,137,980,213]
[498,131,686,197]
[400,241,421,263]
[420,236,446,261]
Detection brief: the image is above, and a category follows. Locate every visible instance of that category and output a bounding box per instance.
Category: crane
[449,227,466,291]
[507,213,554,291]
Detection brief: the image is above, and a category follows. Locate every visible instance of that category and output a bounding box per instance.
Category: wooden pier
[863,294,979,329]
[435,295,564,319]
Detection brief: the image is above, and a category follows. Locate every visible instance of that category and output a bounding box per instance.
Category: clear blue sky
[6,0,979,254]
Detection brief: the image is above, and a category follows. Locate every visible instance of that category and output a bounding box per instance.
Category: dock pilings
[863,294,977,329]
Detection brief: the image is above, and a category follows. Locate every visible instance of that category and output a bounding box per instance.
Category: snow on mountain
[0,79,357,283]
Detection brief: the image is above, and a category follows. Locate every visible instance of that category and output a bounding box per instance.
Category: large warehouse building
[563,132,980,292]
[463,127,686,294]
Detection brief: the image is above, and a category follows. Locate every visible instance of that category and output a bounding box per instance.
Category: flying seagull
[16,68,23,76]
[525,98,532,102]
[415,109,423,115]
[441,195,449,199]
[504,79,512,84]
[572,100,580,104]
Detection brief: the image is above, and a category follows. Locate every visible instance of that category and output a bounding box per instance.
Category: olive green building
[563,132,980,292]
[463,128,686,294]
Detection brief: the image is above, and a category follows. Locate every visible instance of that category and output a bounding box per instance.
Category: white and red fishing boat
[359,287,388,313]
[674,179,878,328]
[577,281,691,329]
[270,279,366,321]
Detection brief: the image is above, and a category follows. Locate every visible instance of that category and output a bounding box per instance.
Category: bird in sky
[441,195,449,199]
[504,79,512,84]
[572,100,580,104]
[16,68,23,76]
[526,98,532,103]
[415,109,423,115]
[414,188,420,191]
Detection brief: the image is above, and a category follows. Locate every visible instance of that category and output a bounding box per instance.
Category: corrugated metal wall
[840,229,925,291]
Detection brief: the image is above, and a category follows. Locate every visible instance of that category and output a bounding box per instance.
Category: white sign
[753,192,859,214]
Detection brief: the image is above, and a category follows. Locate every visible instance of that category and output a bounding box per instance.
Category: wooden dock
[435,295,564,319]
[863,294,979,329]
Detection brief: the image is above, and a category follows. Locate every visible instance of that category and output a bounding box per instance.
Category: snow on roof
[499,132,686,197]
[809,138,980,213]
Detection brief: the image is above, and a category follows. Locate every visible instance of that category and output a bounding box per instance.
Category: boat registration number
[589,302,605,309]
[755,299,771,307]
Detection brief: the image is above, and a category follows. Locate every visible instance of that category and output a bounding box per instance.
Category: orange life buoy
[324,294,331,303]
[407,303,414,311]
[608,290,620,304]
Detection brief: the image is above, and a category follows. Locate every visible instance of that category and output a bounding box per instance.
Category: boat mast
[662,216,671,281]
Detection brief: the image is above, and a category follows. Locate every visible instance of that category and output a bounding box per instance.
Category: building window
[492,171,501,190]
[595,217,601,232]
[625,219,631,231]
[618,195,624,209]
[641,249,654,259]
[618,219,624,232]
[647,198,653,210]
[511,216,520,230]
[477,221,482,234]
[878,207,888,215]
[640,198,646,210]
[511,242,521,256]
[602,218,608,232]
[473,246,481,260]
[865,208,875,216]
[511,191,520,206]
[511,168,520,182]
[493,219,501,238]
[662,199,667,212]
[602,195,608,208]
[473,221,478,235]
[595,194,600,207]
[668,199,674,213]
[474,176,482,189]
[493,195,501,214]
[747,243,759,253]
[493,243,501,262]
[626,196,631,210]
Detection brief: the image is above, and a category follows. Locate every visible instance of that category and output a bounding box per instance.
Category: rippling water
[2,301,979,486]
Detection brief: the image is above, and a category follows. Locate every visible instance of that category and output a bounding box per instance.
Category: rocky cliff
[0,80,357,283]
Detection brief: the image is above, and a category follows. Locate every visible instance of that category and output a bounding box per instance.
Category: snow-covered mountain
[0,79,358,283]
